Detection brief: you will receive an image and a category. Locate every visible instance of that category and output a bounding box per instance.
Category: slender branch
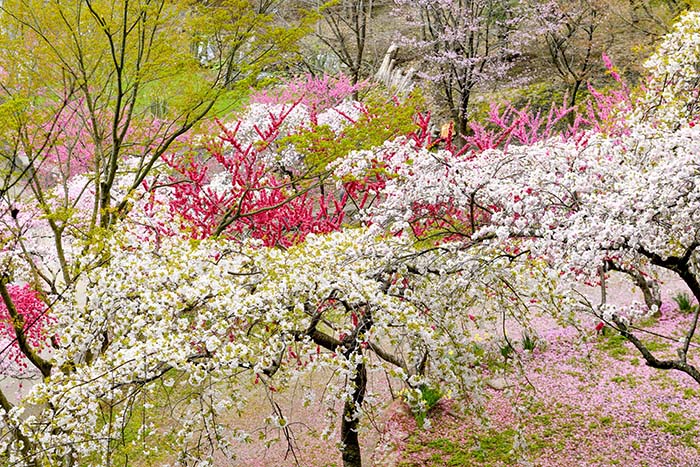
[367,340,406,370]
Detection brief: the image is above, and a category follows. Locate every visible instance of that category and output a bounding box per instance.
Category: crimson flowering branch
[161,122,347,246]
[0,279,52,377]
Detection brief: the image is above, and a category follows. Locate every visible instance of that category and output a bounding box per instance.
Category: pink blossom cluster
[160,104,349,246]
[0,284,51,374]
[250,74,364,112]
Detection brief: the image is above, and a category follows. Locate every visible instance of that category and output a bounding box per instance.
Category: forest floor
[385,274,700,467]
[388,315,700,467]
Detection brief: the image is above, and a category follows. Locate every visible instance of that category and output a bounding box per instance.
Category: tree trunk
[605,261,662,315]
[340,356,367,467]
[568,79,583,125]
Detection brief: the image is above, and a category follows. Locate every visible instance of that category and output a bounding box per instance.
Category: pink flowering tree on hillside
[158,104,350,247]
[250,74,365,112]
[156,77,425,245]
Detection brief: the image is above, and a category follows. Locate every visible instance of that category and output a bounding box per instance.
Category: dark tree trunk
[626,244,700,384]
[340,355,367,467]
[605,261,662,314]
[568,79,583,125]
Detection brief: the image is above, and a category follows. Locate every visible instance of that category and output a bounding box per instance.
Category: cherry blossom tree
[394,0,527,138]
[347,10,700,387]
[149,92,540,466]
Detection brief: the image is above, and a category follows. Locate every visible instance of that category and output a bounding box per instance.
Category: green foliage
[672,292,697,314]
[208,89,251,119]
[415,384,443,428]
[522,331,537,352]
[413,429,517,466]
[644,339,670,352]
[0,0,306,159]
[421,386,443,408]
[597,333,630,360]
[637,314,660,328]
[476,81,568,120]
[598,415,614,426]
[469,429,517,463]
[529,402,587,454]
[0,97,29,134]
[87,379,180,466]
[500,342,515,361]
[281,90,424,172]
[599,329,669,366]
[610,374,640,388]
[188,0,312,88]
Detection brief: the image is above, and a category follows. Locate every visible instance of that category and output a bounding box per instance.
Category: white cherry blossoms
[216,100,363,168]
[635,10,700,126]
[333,94,700,328]
[0,219,556,464]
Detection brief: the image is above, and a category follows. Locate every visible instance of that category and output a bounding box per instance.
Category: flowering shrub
[250,73,365,111]
[158,90,422,246]
[159,104,349,246]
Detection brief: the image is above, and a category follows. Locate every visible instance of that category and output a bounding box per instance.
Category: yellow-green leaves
[281,90,424,172]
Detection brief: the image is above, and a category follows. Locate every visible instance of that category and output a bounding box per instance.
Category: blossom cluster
[0,284,51,375]
[636,11,700,126]
[0,224,554,463]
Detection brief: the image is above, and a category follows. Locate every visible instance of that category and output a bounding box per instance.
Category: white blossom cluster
[0,218,555,464]
[334,107,700,320]
[635,10,700,126]
[217,101,363,169]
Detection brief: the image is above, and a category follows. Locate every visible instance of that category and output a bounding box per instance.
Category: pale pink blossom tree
[394,0,528,138]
